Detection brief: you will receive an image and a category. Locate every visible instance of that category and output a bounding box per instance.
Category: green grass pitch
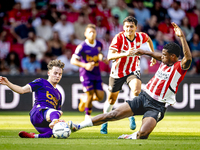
[0,111,200,150]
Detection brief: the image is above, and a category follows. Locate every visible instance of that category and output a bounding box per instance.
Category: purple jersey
[74,39,103,81]
[29,78,62,110]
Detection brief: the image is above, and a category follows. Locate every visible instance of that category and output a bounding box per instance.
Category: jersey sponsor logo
[155,70,170,80]
[86,55,98,62]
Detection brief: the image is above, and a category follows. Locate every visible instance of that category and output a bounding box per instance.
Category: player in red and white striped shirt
[100,16,156,134]
[68,22,192,140]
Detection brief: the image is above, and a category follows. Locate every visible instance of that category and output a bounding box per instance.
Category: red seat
[10,44,24,61]
[186,12,199,28]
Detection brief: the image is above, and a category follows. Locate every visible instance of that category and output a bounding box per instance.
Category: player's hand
[132,49,145,56]
[172,22,184,37]
[0,76,9,85]
[150,58,156,66]
[85,62,95,71]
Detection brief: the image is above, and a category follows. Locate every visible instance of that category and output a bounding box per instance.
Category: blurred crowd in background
[0,0,200,76]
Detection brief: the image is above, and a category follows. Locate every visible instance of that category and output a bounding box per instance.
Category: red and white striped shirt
[145,61,188,105]
[109,31,149,78]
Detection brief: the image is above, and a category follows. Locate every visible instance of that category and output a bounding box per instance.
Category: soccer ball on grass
[53,122,71,139]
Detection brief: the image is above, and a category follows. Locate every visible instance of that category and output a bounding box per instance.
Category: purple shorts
[82,79,103,92]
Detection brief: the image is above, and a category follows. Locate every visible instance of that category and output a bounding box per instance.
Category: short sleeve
[109,33,122,52]
[29,78,43,91]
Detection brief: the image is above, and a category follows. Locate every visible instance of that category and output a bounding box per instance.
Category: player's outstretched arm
[146,37,157,66]
[133,49,162,61]
[0,76,31,94]
[172,22,192,70]
[107,48,133,61]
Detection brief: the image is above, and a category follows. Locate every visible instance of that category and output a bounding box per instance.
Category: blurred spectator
[189,33,200,62]
[11,17,35,44]
[47,31,65,58]
[73,13,88,45]
[49,0,66,12]
[111,0,129,25]
[35,14,53,41]
[0,30,11,60]
[0,58,9,74]
[96,16,108,40]
[142,0,154,9]
[109,14,123,39]
[152,31,168,52]
[167,0,185,26]
[150,0,167,23]
[180,16,194,42]
[5,51,20,75]
[161,0,173,9]
[187,59,199,75]
[53,14,74,44]
[0,3,7,31]
[99,30,112,75]
[132,0,151,29]
[186,7,199,28]
[30,1,43,27]
[21,53,41,75]
[7,2,31,26]
[45,4,61,25]
[24,31,47,61]
[176,0,196,11]
[64,0,88,12]
[35,0,49,10]
[142,15,158,40]
[57,49,79,75]
[158,14,175,42]
[40,52,53,75]
[15,0,35,10]
[95,0,111,29]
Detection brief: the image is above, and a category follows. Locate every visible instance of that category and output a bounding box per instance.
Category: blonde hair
[85,24,96,31]
[47,59,65,70]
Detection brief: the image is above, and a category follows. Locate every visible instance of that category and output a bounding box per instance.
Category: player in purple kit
[71,24,108,120]
[0,59,65,138]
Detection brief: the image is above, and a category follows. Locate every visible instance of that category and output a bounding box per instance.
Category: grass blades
[0,111,200,150]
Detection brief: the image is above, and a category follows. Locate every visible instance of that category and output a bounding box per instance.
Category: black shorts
[126,90,166,122]
[108,72,141,93]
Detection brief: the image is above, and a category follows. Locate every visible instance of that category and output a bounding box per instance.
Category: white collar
[85,39,96,47]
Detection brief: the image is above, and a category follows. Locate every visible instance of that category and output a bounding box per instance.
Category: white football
[53,122,71,139]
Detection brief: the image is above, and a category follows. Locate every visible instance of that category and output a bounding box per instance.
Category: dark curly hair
[163,42,181,57]
[123,16,138,26]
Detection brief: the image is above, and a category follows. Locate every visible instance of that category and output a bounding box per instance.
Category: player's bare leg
[93,102,133,125]
[69,102,133,132]
[93,89,104,101]
[118,117,157,139]
[128,78,141,130]
[84,90,94,120]
[100,91,119,134]
[137,117,157,139]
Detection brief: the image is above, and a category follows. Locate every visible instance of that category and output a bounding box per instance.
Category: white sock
[129,131,139,139]
[79,118,93,129]
[103,101,113,113]
[34,134,39,138]
[85,114,91,120]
